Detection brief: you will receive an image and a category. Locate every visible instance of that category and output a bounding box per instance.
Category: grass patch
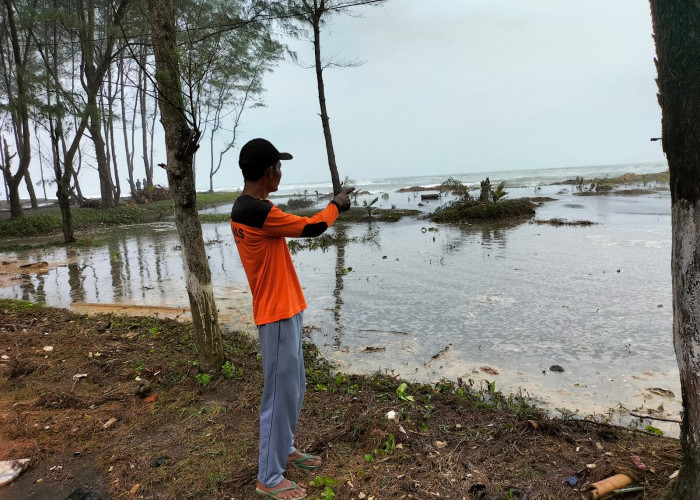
[430,199,537,223]
[0,192,240,238]
[532,218,598,227]
[292,207,421,223]
[0,206,159,238]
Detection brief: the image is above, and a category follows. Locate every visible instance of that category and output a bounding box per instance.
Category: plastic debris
[630,455,647,470]
[0,459,30,486]
[584,474,632,500]
[385,410,397,421]
[562,476,579,486]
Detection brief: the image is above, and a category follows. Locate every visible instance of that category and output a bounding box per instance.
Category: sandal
[256,480,307,499]
[290,453,322,470]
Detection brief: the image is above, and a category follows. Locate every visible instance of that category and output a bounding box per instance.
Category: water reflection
[67,260,86,303]
[332,224,347,348]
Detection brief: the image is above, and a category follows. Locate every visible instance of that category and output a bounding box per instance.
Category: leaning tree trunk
[23,169,37,208]
[311,15,342,196]
[88,98,115,207]
[649,2,700,498]
[147,0,224,371]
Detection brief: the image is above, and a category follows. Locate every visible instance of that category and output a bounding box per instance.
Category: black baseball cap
[239,138,292,180]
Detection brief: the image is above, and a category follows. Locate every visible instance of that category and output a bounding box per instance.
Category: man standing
[230,138,352,500]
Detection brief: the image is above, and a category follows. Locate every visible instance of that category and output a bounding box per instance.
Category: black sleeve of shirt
[230,196,272,228]
[301,222,329,237]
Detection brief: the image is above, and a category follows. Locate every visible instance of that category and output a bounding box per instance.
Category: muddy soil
[0,300,681,500]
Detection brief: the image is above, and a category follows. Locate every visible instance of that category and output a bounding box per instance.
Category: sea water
[0,161,680,435]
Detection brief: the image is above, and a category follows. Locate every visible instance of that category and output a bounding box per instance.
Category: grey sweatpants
[257,311,306,487]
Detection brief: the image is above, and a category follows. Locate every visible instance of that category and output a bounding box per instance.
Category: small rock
[134,379,152,398]
[43,346,54,352]
[151,456,168,468]
[435,440,447,449]
[549,365,565,373]
[480,366,499,375]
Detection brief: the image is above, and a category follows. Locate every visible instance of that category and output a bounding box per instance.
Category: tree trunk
[311,15,342,195]
[140,46,153,189]
[2,0,33,219]
[119,54,136,197]
[105,64,121,204]
[147,0,224,372]
[88,96,115,207]
[23,169,37,208]
[2,138,23,218]
[649,2,700,498]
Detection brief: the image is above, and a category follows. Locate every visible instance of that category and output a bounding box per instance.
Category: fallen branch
[424,344,452,367]
[628,412,681,424]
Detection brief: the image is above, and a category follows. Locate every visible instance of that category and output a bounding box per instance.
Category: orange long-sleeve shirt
[230,195,340,325]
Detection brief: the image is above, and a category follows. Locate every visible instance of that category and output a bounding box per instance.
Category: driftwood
[361,346,386,353]
[420,193,439,201]
[359,329,410,336]
[425,343,453,367]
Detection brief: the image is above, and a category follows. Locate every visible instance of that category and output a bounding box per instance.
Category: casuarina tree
[649,1,700,498]
[145,0,225,371]
[286,0,386,195]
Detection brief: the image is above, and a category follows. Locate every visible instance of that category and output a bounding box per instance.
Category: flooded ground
[0,184,680,435]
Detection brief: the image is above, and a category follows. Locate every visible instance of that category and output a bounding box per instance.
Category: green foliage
[221,361,236,379]
[310,476,339,487]
[430,199,536,223]
[317,486,335,500]
[440,177,470,199]
[362,197,379,218]
[199,214,231,223]
[383,433,395,454]
[490,181,508,202]
[195,373,211,387]
[396,382,414,402]
[287,233,354,255]
[280,197,316,210]
[364,453,373,463]
[646,425,663,436]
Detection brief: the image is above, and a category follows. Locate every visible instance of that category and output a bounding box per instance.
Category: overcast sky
[226,0,665,189]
